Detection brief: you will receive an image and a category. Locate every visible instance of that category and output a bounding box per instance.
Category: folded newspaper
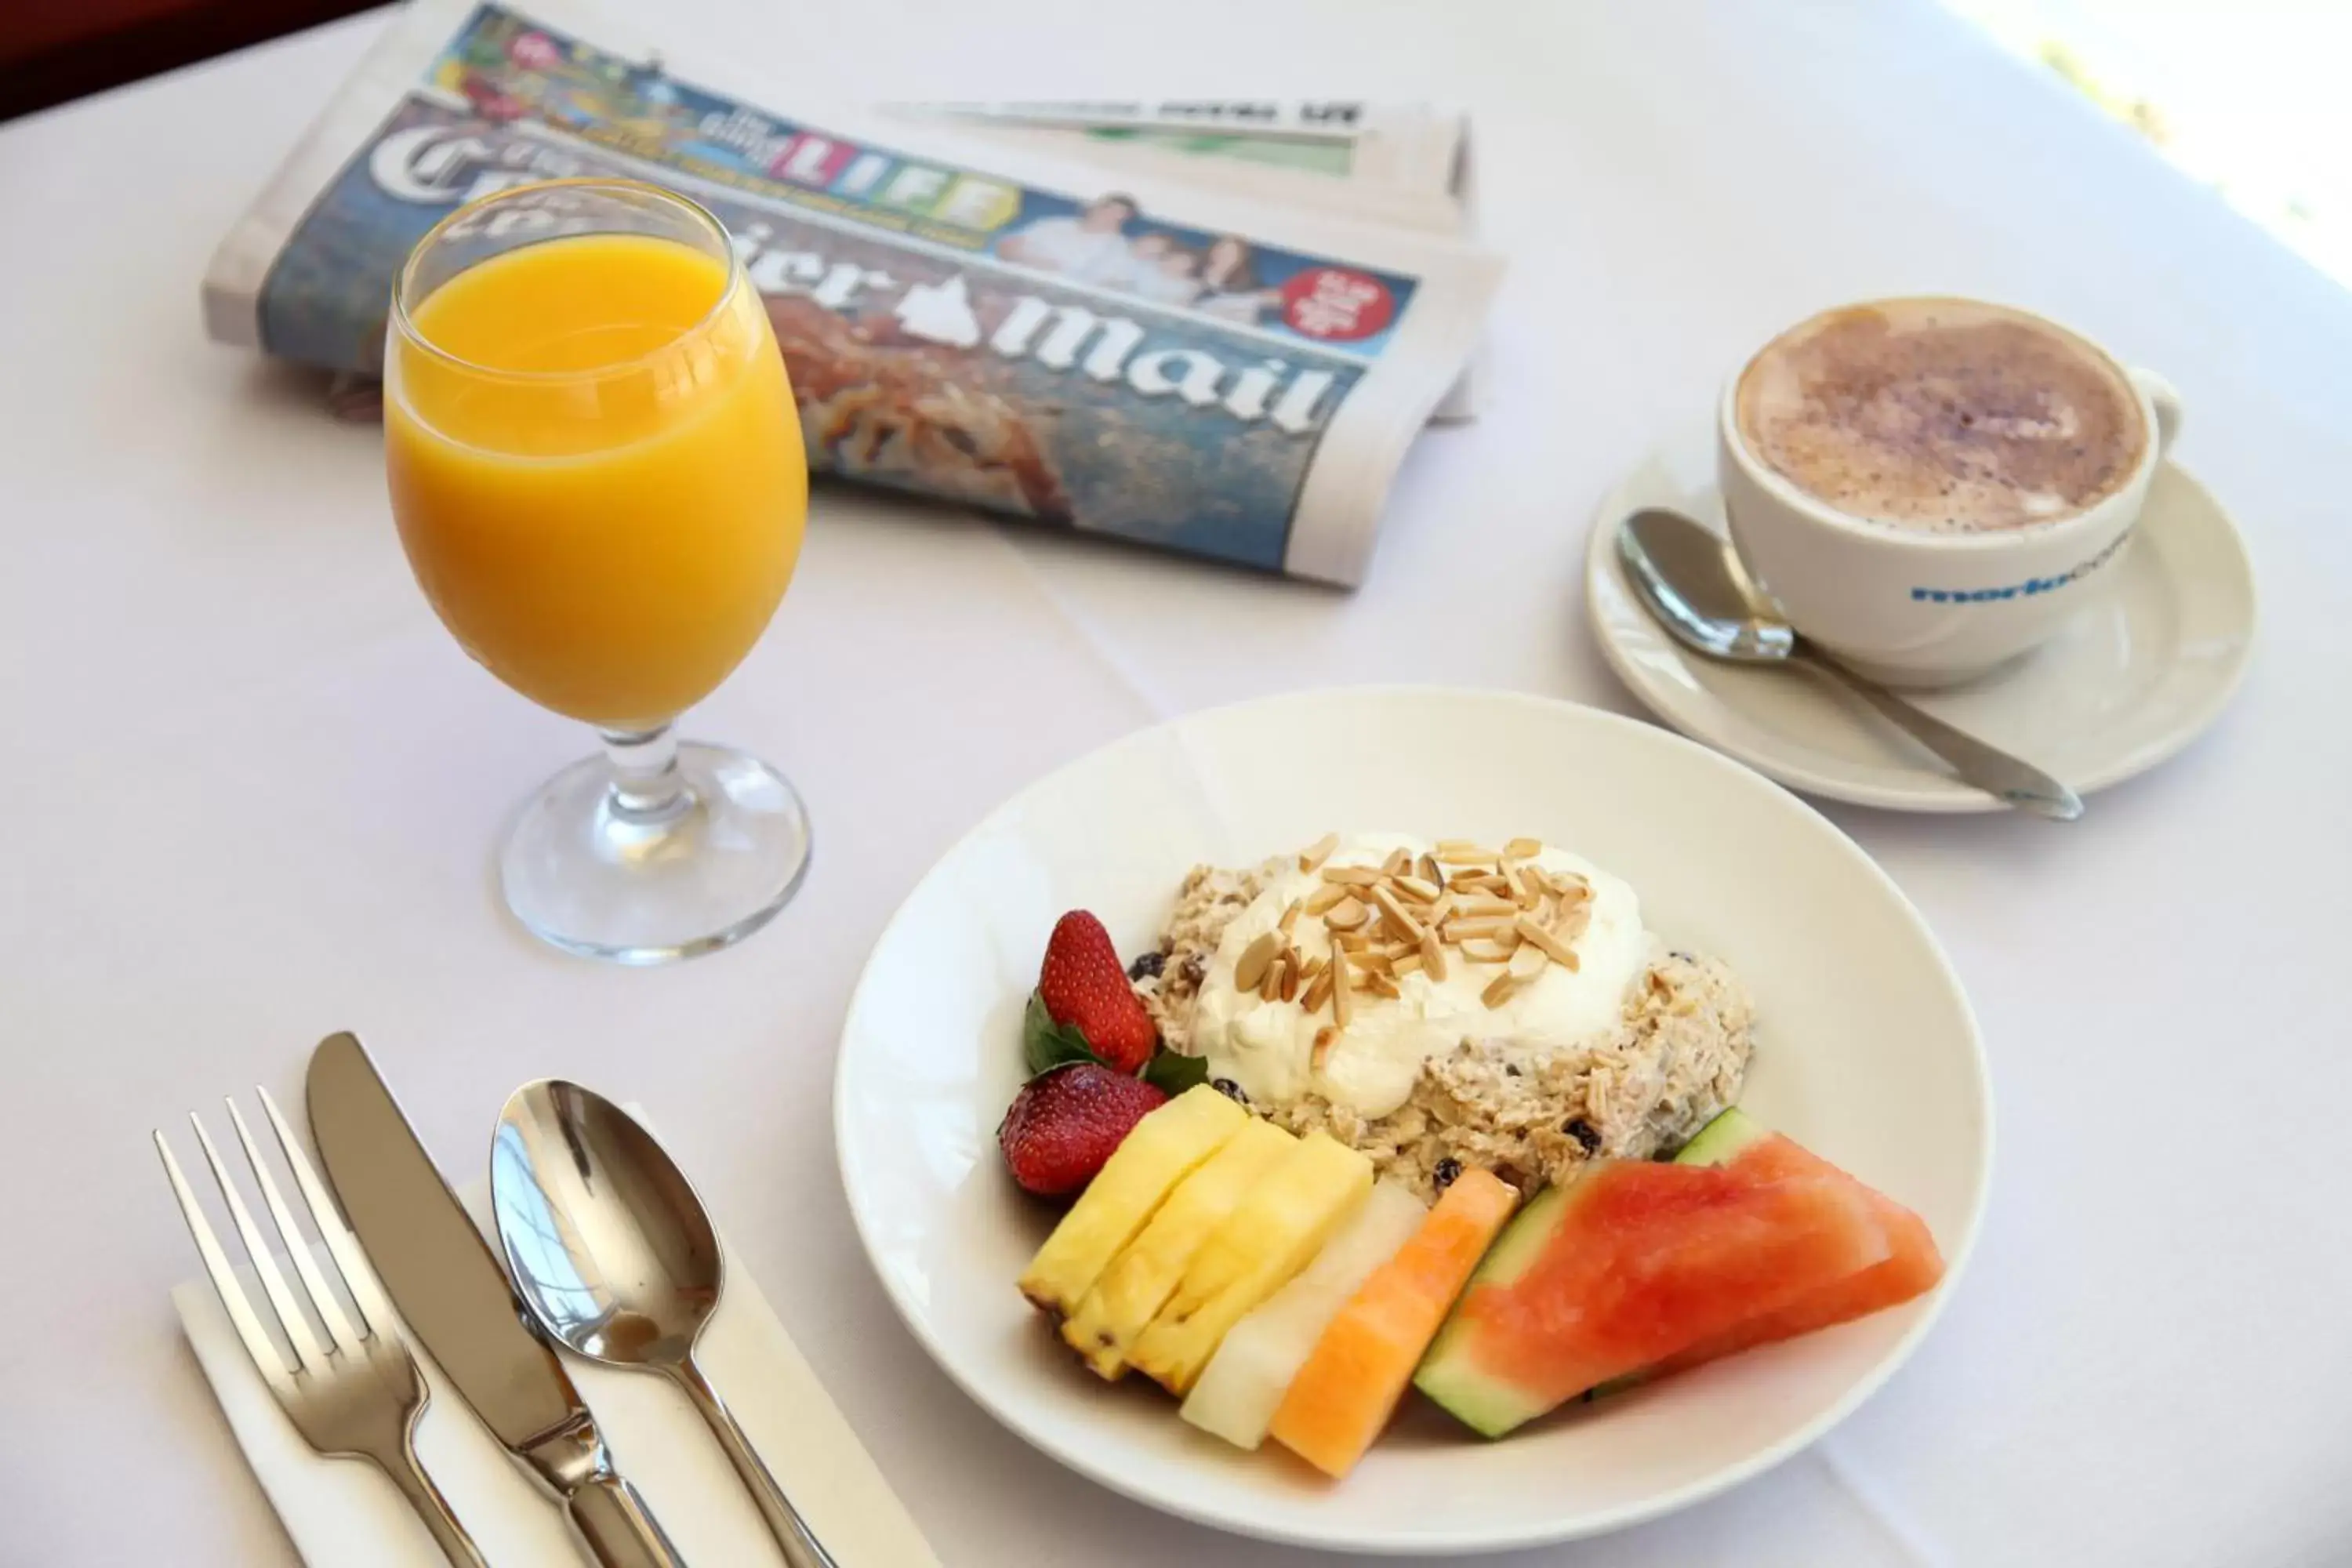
[204,0,1504,584]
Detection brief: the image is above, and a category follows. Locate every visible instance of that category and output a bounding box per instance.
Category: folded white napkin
[172,1121,938,1567]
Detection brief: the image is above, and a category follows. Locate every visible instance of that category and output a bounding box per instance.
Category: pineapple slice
[1062,1118,1298,1378]
[1129,1131,1375,1394]
[1018,1085,1247,1319]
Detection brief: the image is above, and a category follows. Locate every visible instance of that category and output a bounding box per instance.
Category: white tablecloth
[4,3,2348,1564]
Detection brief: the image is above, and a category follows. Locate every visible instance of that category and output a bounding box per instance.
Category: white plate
[1585,423,2257,812]
[834,687,1991,1554]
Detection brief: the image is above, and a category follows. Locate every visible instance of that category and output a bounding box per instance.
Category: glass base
[499,735,811,965]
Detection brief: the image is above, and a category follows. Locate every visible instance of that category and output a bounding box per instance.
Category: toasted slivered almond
[1559,877,1592,903]
[1349,947,1393,975]
[1234,931,1281,991]
[1258,956,1286,1004]
[1454,873,1511,894]
[1279,956,1301,1003]
[1418,928,1446,982]
[1436,842,1501,865]
[1298,953,1328,984]
[1459,938,1519,963]
[1334,931,1373,953]
[1555,903,1593,940]
[1276,899,1302,936]
[1442,916,1517,942]
[1298,831,1340,872]
[1301,966,1334,1013]
[1392,949,1425,978]
[1425,891,1458,928]
[1322,865,1383,886]
[1417,852,1443,886]
[1450,895,1518,918]
[1514,914,1580,966]
[1481,971,1521,1008]
[1370,886,1425,942]
[1381,847,1410,877]
[1520,864,1554,898]
[1392,874,1442,903]
[1332,958,1354,1026]
[1363,971,1402,1000]
[1510,942,1551,981]
[1312,1025,1338,1066]
[1303,881,1350,916]
[1324,896,1370,932]
[1505,837,1544,860]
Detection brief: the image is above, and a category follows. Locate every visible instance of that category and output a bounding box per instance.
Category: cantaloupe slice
[1268,1168,1519,1478]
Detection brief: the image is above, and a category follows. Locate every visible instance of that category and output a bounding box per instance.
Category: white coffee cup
[1718,297,2182,688]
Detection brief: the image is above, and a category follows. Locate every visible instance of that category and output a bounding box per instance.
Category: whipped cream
[1192,833,1650,1118]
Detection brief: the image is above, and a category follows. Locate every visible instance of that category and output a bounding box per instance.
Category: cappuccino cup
[1719,296,2181,687]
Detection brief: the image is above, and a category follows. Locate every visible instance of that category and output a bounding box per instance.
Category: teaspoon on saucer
[1616,508,2085,820]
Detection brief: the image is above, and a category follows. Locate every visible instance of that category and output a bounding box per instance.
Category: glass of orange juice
[386,180,810,963]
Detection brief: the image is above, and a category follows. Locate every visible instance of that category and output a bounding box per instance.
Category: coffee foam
[1736,299,2145,534]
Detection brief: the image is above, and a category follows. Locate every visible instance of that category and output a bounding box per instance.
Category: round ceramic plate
[1585,423,2257,812]
[835,688,1991,1554]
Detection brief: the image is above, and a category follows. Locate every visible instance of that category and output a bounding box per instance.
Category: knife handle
[568,1472,686,1568]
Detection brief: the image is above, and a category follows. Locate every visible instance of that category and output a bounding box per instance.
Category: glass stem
[600,724,691,826]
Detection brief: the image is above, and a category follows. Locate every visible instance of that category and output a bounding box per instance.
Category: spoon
[1617,508,2084,820]
[491,1081,837,1568]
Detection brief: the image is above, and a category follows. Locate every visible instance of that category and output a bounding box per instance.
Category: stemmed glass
[384,179,811,963]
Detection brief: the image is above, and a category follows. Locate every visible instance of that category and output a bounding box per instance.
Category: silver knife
[307,1031,684,1568]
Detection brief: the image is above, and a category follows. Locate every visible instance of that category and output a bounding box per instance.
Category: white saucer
[1584,424,2257,812]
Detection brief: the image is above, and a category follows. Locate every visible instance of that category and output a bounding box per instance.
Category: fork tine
[227,1096,362,1355]
[155,1130,296,1381]
[254,1086,392,1343]
[190,1110,328,1370]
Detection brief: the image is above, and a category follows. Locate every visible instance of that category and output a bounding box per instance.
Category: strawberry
[1037,910,1158,1073]
[999,1063,1167,1196]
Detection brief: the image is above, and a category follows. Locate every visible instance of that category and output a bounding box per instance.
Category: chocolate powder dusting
[1737,299,2146,535]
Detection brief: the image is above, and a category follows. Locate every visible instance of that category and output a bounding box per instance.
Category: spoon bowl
[491,1080,719,1367]
[1616,507,1796,665]
[1614,509,2083,820]
[492,1081,837,1567]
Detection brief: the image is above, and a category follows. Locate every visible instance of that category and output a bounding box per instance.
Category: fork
[157,1090,486,1566]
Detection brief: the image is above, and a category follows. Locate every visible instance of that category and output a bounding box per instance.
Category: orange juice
[387,232,806,727]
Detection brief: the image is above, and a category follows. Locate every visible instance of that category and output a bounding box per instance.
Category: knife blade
[307,1031,684,1568]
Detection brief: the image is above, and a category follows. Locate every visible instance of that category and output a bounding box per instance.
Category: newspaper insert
[203,0,1504,584]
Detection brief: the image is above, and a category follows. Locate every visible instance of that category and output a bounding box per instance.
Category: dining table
[4,1,2348,1563]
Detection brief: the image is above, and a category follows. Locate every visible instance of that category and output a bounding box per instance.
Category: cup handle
[2130,367,2183,456]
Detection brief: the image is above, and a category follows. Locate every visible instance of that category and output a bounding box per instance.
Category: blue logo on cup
[1909,528,2131,603]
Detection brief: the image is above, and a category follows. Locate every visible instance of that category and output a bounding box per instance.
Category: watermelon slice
[1413,1156,1892,1437]
[1657,1109,1944,1374]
